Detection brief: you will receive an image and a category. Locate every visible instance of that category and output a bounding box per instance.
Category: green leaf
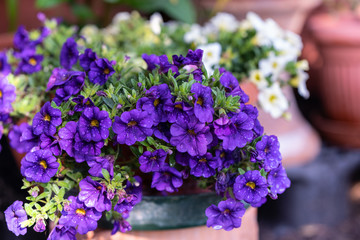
[169,154,176,167]
[35,0,64,9]
[102,169,111,182]
[58,187,66,199]
[260,168,267,177]
[71,3,95,20]
[238,168,246,175]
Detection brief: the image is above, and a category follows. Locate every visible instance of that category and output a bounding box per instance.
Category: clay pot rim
[309,12,360,46]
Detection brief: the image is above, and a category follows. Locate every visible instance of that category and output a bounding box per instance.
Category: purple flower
[59,196,102,235]
[78,106,112,142]
[213,115,231,137]
[153,122,171,143]
[256,135,282,171]
[79,48,97,71]
[34,218,46,232]
[72,95,95,112]
[113,109,153,146]
[47,69,84,91]
[184,49,203,67]
[268,165,291,195]
[86,155,114,178]
[220,71,249,103]
[218,112,254,151]
[13,26,31,51]
[40,134,61,156]
[88,58,115,85]
[9,123,30,153]
[60,37,79,70]
[233,170,269,206]
[78,176,112,212]
[16,49,43,74]
[32,102,62,136]
[215,172,236,196]
[73,133,104,160]
[190,83,214,123]
[112,219,132,234]
[114,177,142,214]
[189,152,219,178]
[167,101,193,123]
[58,121,77,157]
[158,55,178,74]
[205,198,245,231]
[19,125,41,152]
[214,149,235,170]
[139,149,167,173]
[151,164,183,192]
[170,115,213,156]
[0,52,11,76]
[0,77,16,118]
[48,225,77,240]
[20,149,59,183]
[137,84,173,124]
[142,53,160,71]
[4,201,27,236]
[53,72,85,106]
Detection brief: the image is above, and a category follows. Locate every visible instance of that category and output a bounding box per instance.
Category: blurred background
[2,0,360,239]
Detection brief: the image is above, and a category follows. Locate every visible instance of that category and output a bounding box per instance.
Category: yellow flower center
[0,90,2,98]
[199,158,207,163]
[187,129,196,136]
[207,51,213,58]
[196,97,203,106]
[175,104,183,109]
[29,58,37,66]
[272,62,278,69]
[128,121,137,127]
[150,156,158,161]
[44,114,51,121]
[103,68,110,74]
[223,209,230,214]
[90,119,99,127]
[76,208,86,216]
[255,73,261,81]
[220,152,225,158]
[153,99,160,107]
[39,160,47,169]
[246,181,256,189]
[85,100,91,105]
[269,94,277,103]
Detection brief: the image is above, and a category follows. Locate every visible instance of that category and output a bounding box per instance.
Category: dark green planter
[100,192,249,231]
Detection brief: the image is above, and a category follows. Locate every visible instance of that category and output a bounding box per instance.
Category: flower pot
[77,193,258,240]
[305,12,360,147]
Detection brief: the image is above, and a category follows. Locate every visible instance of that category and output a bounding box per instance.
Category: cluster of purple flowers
[12,25,50,75]
[4,41,290,238]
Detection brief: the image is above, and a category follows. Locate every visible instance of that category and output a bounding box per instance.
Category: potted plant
[2,16,291,238]
[304,0,360,147]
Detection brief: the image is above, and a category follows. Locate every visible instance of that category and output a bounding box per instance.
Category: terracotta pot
[304,12,360,147]
[309,13,360,122]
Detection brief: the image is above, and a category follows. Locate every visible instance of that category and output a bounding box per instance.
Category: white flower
[297,69,310,99]
[246,12,265,32]
[197,42,222,76]
[249,69,268,89]
[285,31,303,53]
[149,12,163,35]
[258,83,289,118]
[210,12,239,32]
[259,53,287,82]
[80,25,99,44]
[112,12,131,25]
[184,24,207,45]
